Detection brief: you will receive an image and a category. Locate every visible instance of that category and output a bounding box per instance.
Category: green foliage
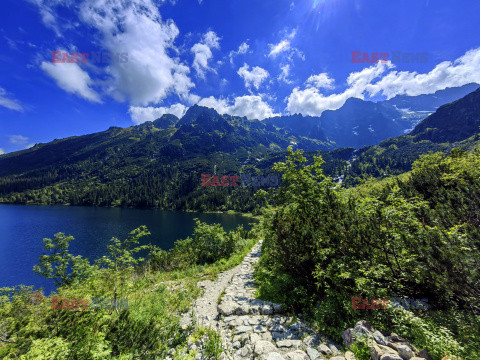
[96,226,151,312]
[349,336,371,360]
[388,308,463,360]
[201,328,223,359]
[150,220,254,271]
[255,148,480,358]
[0,220,257,359]
[33,233,96,287]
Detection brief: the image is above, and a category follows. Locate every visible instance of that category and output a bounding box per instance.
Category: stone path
[182,240,354,360]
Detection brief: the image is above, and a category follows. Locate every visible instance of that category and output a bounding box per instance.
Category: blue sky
[0,0,479,154]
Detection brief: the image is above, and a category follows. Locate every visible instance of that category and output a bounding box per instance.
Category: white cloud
[305,73,335,89]
[278,64,292,84]
[27,0,65,37]
[81,0,195,105]
[237,42,249,54]
[32,0,195,106]
[128,103,187,124]
[268,40,291,58]
[191,44,214,79]
[268,29,297,58]
[0,87,23,111]
[286,47,480,116]
[191,30,221,79]
[198,95,279,120]
[9,135,29,145]
[286,62,393,116]
[365,47,480,99]
[41,59,101,102]
[0,148,5,155]
[229,41,249,64]
[203,30,220,49]
[237,64,269,90]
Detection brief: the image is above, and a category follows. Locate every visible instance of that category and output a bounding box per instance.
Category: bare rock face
[284,350,309,360]
[342,320,374,347]
[345,350,356,360]
[380,355,403,360]
[261,353,286,360]
[396,344,415,360]
[255,341,278,356]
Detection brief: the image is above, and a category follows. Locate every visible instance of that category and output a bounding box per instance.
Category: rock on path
[182,240,349,360]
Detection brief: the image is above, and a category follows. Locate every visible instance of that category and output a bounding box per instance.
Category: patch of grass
[0,226,259,359]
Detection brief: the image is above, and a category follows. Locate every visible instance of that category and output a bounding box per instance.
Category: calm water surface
[0,204,254,294]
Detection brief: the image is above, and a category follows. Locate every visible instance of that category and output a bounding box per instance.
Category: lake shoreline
[0,204,255,294]
[0,201,258,219]
[0,201,257,219]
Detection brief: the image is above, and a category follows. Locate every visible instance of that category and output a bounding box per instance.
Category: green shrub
[255,148,480,357]
[150,221,254,271]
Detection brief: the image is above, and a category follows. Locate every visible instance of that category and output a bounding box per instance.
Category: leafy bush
[349,336,371,360]
[255,147,480,358]
[0,220,256,359]
[150,220,253,271]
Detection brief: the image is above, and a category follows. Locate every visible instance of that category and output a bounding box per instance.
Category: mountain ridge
[1,86,479,211]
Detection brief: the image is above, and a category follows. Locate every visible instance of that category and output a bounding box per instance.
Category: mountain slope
[384,83,480,112]
[262,85,479,149]
[1,88,479,211]
[262,114,327,140]
[0,106,337,211]
[263,97,424,149]
[410,87,480,142]
[0,106,331,177]
[340,87,480,186]
[320,97,408,148]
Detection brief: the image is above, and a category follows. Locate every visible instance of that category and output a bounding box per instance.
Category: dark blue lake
[0,204,254,295]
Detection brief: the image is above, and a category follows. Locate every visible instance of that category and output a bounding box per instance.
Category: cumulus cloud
[305,73,335,89]
[31,0,195,106]
[237,64,269,90]
[81,0,195,105]
[191,30,221,79]
[229,41,249,64]
[41,59,101,102]
[9,135,29,145]
[0,87,23,111]
[286,62,393,116]
[203,30,220,48]
[365,47,480,99]
[278,64,292,84]
[0,148,5,155]
[286,47,480,116]
[198,95,279,120]
[128,103,187,124]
